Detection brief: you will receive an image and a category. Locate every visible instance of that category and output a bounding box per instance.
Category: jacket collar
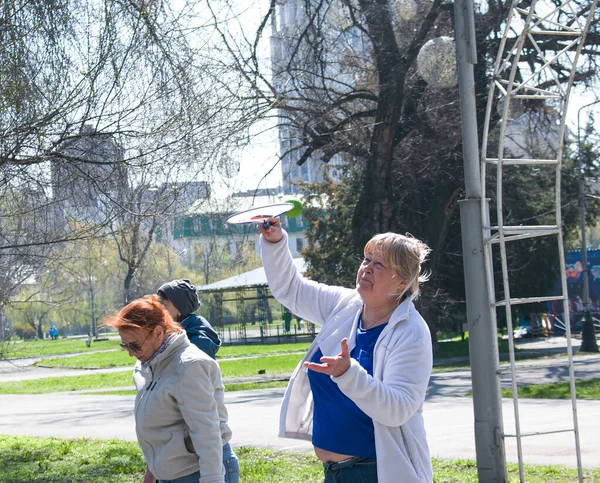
[145,330,188,371]
[389,294,415,324]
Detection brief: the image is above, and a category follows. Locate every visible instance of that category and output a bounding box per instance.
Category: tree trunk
[124,268,135,304]
[352,1,406,250]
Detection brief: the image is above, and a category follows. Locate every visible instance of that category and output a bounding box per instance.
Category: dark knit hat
[157,279,200,316]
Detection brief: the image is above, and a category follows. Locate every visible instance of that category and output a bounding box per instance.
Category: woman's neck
[361,303,398,330]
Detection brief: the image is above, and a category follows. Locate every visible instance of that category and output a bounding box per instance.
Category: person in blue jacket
[157,279,221,358]
[157,279,239,483]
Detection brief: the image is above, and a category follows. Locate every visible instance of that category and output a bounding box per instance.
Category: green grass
[432,458,600,482]
[502,378,600,399]
[35,342,310,369]
[0,435,146,482]
[0,354,302,394]
[36,351,131,369]
[219,343,311,358]
[6,338,121,358]
[0,371,134,394]
[435,336,512,359]
[32,337,492,370]
[1,435,598,483]
[219,353,300,378]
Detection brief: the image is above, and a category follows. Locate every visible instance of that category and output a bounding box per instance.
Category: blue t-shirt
[307,320,387,458]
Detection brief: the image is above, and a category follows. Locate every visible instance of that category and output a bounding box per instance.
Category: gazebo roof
[196,258,306,293]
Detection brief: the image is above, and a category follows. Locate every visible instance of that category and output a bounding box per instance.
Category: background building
[51,125,127,223]
[167,191,307,263]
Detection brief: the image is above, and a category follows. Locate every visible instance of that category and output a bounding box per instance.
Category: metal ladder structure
[480,1,598,481]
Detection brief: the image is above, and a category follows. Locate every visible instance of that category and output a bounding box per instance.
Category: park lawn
[5,338,121,358]
[1,435,598,483]
[219,353,301,378]
[35,342,310,369]
[0,354,302,394]
[37,337,483,371]
[502,378,600,399]
[0,371,134,394]
[218,342,311,358]
[36,350,132,369]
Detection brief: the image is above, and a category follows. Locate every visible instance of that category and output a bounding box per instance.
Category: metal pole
[455,0,508,480]
[577,100,600,353]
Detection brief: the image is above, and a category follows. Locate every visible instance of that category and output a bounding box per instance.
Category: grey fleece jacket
[132,331,231,483]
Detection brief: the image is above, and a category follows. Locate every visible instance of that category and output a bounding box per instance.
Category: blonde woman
[258,219,433,483]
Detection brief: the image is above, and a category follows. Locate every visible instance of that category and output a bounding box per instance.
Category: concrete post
[454,0,508,480]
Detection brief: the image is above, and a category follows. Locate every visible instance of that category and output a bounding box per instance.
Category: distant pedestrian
[106,295,231,483]
[49,326,59,340]
[157,279,239,483]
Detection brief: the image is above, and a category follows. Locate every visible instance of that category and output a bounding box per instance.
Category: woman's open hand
[304,338,351,377]
[257,216,283,243]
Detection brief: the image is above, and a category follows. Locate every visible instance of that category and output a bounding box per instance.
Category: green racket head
[285,198,303,218]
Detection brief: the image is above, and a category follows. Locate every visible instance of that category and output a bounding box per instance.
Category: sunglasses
[119,330,153,353]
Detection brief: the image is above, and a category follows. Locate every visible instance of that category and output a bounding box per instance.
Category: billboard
[547,250,600,333]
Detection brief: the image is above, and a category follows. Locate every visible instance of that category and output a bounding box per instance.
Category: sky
[225,121,282,194]
[206,0,283,196]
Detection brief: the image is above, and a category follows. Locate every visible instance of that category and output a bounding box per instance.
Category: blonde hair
[364,232,431,301]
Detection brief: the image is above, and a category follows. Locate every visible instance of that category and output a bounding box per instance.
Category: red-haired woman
[105,295,230,483]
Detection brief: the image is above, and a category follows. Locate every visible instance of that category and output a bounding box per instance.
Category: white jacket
[132,331,230,483]
[261,232,433,483]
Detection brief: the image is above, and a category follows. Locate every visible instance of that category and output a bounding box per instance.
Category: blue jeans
[158,471,200,483]
[158,444,238,483]
[323,457,377,483]
[223,442,239,483]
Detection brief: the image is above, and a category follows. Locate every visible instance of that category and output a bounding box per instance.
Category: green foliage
[300,166,363,287]
[299,144,594,337]
[264,3,600,342]
[3,236,213,337]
